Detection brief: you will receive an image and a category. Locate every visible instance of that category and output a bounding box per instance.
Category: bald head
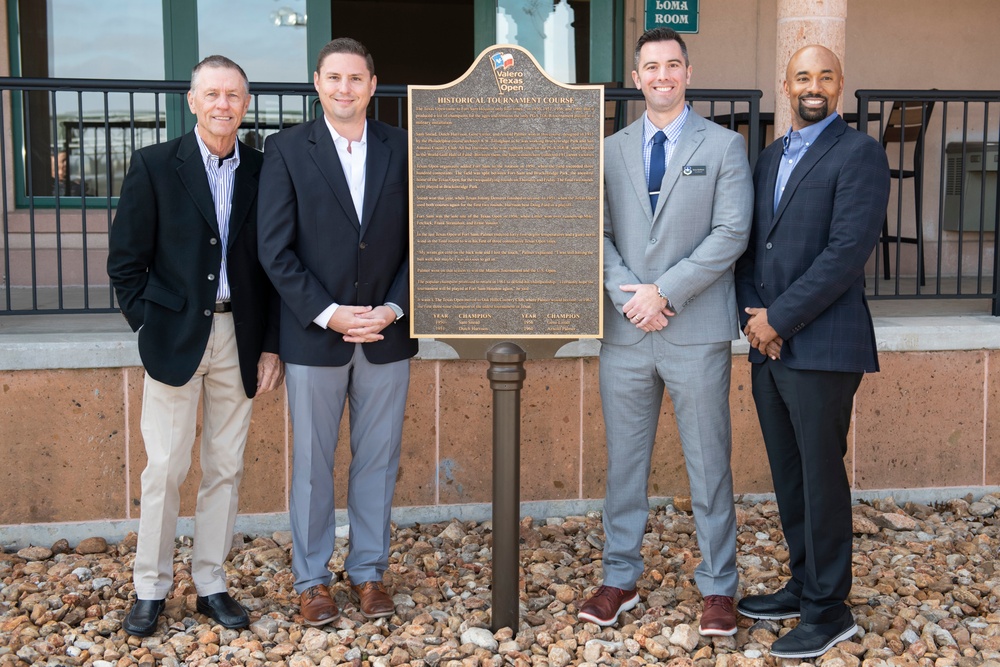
[786,45,842,81]
[783,44,844,130]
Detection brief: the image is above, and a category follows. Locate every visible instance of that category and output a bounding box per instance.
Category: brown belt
[214,301,232,313]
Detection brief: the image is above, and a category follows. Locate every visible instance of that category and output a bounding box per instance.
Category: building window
[9,0,313,205]
[14,0,166,201]
[197,0,307,83]
[197,0,310,142]
[496,0,590,83]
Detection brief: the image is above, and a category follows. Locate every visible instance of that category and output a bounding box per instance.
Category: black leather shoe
[196,592,250,629]
[122,598,165,637]
[770,610,858,659]
[737,587,801,620]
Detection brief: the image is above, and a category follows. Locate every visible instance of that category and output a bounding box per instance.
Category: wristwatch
[656,287,673,310]
[385,302,404,322]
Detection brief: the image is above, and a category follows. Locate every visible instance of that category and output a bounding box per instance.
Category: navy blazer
[257,118,418,367]
[107,132,279,397]
[735,116,890,373]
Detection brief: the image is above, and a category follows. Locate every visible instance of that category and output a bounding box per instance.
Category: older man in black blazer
[108,55,282,636]
[734,45,890,660]
[257,37,417,626]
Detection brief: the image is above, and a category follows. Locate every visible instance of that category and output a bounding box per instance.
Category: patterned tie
[648,130,666,211]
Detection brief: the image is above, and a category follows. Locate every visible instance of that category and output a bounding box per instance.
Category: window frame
[5,0,330,209]
[473,0,620,83]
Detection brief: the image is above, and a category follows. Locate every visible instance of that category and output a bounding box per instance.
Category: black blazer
[107,132,279,397]
[257,118,418,367]
[735,116,891,373]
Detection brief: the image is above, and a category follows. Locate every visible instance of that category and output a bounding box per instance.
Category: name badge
[682,165,707,176]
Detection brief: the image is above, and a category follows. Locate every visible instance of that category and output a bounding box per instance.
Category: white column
[497,0,548,65]
[496,7,518,46]
[543,0,576,83]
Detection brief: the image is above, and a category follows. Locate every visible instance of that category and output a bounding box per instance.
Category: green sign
[645,0,699,33]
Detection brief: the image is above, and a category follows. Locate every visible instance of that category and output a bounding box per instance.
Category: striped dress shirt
[642,104,690,187]
[194,127,240,302]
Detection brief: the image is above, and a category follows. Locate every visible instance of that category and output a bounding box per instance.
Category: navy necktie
[648,130,666,211]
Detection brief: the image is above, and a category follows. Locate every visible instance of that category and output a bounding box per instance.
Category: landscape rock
[0,496,997,666]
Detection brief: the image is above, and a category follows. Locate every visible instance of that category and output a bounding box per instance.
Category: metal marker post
[487,342,526,633]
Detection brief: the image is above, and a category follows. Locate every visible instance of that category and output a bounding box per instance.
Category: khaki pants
[132,312,253,599]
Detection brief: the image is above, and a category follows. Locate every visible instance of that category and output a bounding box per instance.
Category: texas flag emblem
[491,52,515,70]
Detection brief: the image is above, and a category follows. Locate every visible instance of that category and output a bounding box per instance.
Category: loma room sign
[645,0,699,32]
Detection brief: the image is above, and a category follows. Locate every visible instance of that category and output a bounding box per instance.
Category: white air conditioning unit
[943,142,998,232]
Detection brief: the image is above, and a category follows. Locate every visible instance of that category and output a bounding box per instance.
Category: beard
[797,96,829,122]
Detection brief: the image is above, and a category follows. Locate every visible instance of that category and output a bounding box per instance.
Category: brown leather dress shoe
[300,584,339,626]
[577,585,639,626]
[351,581,395,619]
[699,595,737,636]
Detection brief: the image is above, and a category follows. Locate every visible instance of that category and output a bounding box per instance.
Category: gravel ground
[1,493,999,667]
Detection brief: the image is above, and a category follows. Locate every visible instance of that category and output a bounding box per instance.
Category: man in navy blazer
[257,37,417,625]
[108,56,282,636]
[734,45,890,659]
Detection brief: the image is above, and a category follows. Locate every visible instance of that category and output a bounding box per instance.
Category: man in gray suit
[577,28,752,635]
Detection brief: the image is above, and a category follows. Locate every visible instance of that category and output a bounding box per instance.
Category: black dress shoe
[123,598,165,637]
[737,586,801,620]
[196,591,250,629]
[770,609,858,659]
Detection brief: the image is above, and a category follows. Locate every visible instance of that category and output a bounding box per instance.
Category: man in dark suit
[107,55,282,637]
[734,45,890,659]
[257,37,417,626]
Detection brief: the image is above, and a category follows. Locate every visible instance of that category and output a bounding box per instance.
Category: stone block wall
[3,349,999,528]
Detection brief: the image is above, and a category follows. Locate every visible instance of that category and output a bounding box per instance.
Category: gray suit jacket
[602,111,753,346]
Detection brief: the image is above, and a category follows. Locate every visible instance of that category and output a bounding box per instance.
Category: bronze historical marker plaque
[409,45,604,339]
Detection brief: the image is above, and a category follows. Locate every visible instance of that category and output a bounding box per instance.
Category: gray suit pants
[285,346,409,593]
[599,336,738,596]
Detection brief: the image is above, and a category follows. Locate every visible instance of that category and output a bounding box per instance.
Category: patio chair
[879,99,935,284]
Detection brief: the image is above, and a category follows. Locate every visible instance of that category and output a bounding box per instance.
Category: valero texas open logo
[490,51,525,93]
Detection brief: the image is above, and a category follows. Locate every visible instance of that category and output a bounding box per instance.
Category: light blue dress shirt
[773,111,839,213]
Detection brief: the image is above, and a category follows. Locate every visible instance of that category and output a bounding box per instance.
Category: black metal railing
[857,89,1000,314]
[0,78,996,315]
[0,78,335,314]
[605,87,764,167]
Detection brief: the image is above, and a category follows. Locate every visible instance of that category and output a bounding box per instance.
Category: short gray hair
[191,55,249,95]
